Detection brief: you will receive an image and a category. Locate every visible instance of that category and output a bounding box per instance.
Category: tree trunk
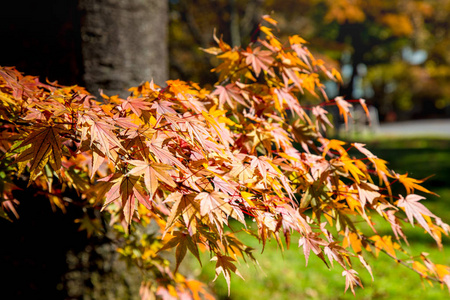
[79,0,168,97]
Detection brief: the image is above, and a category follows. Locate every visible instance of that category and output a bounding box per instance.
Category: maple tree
[1,16,450,299]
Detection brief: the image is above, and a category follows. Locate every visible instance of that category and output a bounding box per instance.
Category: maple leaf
[90,147,106,179]
[324,242,347,268]
[14,126,63,181]
[121,97,151,117]
[185,280,215,300]
[74,213,103,237]
[250,155,280,184]
[89,120,124,155]
[274,87,304,116]
[212,84,248,108]
[212,176,239,196]
[334,96,352,128]
[384,209,408,243]
[397,194,436,233]
[101,174,151,225]
[342,269,363,295]
[157,231,201,273]
[356,181,380,208]
[229,160,255,184]
[4,19,450,298]
[342,231,363,254]
[298,232,328,267]
[211,254,244,296]
[282,67,304,92]
[243,47,274,77]
[126,159,177,199]
[396,173,437,195]
[312,105,333,131]
[184,118,211,149]
[370,235,400,258]
[340,156,366,183]
[195,191,228,217]
[322,139,347,157]
[262,15,278,26]
[151,100,177,115]
[147,136,188,172]
[164,192,200,234]
[352,142,376,158]
[202,107,234,146]
[359,98,371,125]
[358,255,374,281]
[120,175,150,224]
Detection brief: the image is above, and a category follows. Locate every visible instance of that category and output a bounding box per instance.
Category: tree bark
[79,0,168,97]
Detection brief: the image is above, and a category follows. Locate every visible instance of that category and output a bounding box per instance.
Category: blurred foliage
[169,0,450,120]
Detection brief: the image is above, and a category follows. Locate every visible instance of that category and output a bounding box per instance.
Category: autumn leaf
[126,159,177,198]
[335,97,352,128]
[397,194,436,234]
[359,99,371,125]
[164,192,200,234]
[342,269,363,295]
[243,47,274,77]
[211,254,244,296]
[341,156,366,183]
[370,235,401,258]
[14,126,63,181]
[322,139,347,157]
[396,173,437,195]
[298,232,328,267]
[89,120,124,155]
[274,87,304,116]
[147,136,189,172]
[356,181,380,208]
[212,84,248,108]
[101,174,151,225]
[121,96,151,117]
[157,231,201,273]
[151,100,177,115]
[75,213,103,237]
[324,242,347,268]
[185,280,215,300]
[195,191,228,217]
[262,15,278,26]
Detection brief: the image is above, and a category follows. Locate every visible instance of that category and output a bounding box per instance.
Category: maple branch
[0,118,33,127]
[361,235,444,284]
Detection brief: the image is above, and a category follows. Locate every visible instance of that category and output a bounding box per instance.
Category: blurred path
[376,119,450,138]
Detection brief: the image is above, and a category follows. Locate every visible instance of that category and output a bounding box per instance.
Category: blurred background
[1,0,450,299]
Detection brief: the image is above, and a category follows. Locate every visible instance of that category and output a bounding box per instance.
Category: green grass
[185,138,450,299]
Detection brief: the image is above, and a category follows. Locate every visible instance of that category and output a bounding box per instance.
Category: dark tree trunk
[79,0,168,97]
[1,1,168,298]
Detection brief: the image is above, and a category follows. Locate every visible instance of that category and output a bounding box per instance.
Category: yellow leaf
[341,156,365,183]
[413,261,429,277]
[397,173,437,195]
[322,138,347,157]
[289,35,307,45]
[14,126,63,181]
[260,26,274,38]
[241,191,255,207]
[262,15,278,26]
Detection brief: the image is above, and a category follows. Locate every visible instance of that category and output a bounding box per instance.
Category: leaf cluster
[1,16,449,299]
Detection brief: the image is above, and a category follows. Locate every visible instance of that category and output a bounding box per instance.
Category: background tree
[169,0,450,121]
[0,0,168,96]
[79,0,168,97]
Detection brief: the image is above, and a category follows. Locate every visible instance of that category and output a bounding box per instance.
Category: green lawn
[186,138,450,299]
